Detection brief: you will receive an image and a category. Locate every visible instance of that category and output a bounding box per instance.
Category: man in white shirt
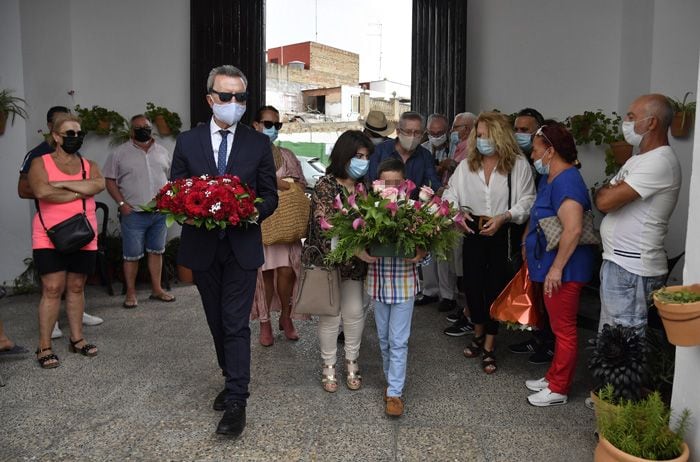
[595,94,681,333]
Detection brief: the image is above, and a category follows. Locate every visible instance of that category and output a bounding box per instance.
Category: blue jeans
[598,260,666,333]
[373,298,415,397]
[120,212,167,261]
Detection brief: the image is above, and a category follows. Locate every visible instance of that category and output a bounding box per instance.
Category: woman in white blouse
[443,111,535,374]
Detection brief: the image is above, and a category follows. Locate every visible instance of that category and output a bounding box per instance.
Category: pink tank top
[32,154,98,250]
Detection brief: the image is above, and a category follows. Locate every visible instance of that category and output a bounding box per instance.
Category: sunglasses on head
[210,89,249,103]
[534,125,553,147]
[261,121,283,130]
[61,130,85,138]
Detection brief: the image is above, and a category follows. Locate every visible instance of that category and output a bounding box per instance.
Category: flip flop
[122,300,138,309]
[149,293,176,303]
[0,344,30,355]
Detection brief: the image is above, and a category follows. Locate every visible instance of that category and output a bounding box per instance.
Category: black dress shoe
[415,294,439,306]
[216,402,246,437]
[213,388,227,411]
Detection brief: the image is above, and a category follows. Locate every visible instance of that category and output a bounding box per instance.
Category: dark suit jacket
[170,122,278,271]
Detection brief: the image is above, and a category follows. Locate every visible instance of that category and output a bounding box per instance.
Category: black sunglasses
[210,89,249,103]
[61,130,85,138]
[261,121,283,130]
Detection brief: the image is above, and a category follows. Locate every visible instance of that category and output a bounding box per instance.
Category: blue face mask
[515,133,532,152]
[476,138,495,156]
[346,158,369,180]
[262,126,278,143]
[450,131,461,145]
[533,149,551,175]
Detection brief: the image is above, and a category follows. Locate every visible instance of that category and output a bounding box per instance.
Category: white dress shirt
[442,154,535,224]
[209,118,237,169]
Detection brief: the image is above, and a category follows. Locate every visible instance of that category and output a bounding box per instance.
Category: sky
[266,0,413,85]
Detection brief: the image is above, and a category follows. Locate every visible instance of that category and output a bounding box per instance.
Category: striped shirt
[366,257,419,304]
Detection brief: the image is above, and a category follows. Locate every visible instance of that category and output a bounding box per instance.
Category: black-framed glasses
[534,125,553,147]
[209,89,249,103]
[61,130,85,138]
[262,121,283,130]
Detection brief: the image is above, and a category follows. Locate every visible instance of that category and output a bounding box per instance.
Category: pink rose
[379,187,399,202]
[419,186,434,202]
[372,180,385,193]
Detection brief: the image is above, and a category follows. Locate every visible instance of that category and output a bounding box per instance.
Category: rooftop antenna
[368,22,383,79]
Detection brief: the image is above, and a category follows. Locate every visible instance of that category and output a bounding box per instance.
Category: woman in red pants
[522,123,595,406]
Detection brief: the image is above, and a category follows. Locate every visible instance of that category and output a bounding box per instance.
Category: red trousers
[544,281,585,395]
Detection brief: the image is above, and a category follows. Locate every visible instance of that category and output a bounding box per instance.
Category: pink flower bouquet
[322,179,465,264]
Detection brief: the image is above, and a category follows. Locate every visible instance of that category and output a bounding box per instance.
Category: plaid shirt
[366,257,420,304]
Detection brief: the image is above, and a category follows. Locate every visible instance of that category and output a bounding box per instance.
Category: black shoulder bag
[36,155,96,253]
[506,172,526,275]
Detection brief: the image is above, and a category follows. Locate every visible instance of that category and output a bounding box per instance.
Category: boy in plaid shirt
[367,158,427,417]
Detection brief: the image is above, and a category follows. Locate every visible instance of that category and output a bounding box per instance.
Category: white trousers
[318,279,366,364]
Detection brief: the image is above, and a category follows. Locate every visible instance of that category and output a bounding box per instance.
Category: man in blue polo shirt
[367,111,442,197]
[17,106,104,338]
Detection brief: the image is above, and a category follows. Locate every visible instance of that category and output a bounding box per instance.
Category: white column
[671,51,700,460]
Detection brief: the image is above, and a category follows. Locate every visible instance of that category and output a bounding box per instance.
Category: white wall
[0,0,190,284]
[0,0,30,284]
[671,52,700,462]
[465,0,700,284]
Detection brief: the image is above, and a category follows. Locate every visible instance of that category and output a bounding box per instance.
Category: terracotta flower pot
[0,111,7,135]
[653,284,700,346]
[97,119,111,133]
[154,115,171,136]
[177,264,193,284]
[594,436,689,462]
[609,141,633,166]
[670,112,693,138]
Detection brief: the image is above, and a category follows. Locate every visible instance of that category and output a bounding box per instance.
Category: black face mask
[61,135,84,154]
[133,127,152,143]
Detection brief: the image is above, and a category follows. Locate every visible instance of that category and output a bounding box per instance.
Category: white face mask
[398,134,420,151]
[212,102,246,126]
[621,116,651,147]
[428,133,447,147]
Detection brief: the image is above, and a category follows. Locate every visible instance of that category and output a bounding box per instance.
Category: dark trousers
[193,238,257,405]
[462,230,514,336]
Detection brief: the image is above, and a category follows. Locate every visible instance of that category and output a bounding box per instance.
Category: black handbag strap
[36,154,87,232]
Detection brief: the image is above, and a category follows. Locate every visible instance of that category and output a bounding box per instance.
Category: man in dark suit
[170,65,278,437]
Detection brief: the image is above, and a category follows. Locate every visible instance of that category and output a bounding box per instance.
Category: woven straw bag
[537,210,601,252]
[261,182,310,245]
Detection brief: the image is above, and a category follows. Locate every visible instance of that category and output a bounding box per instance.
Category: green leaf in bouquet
[165,215,176,228]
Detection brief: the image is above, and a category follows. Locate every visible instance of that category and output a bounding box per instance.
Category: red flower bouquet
[143,175,262,230]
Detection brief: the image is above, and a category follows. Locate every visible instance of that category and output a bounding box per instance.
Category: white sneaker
[525,377,549,392]
[82,312,104,326]
[51,322,63,339]
[527,387,568,407]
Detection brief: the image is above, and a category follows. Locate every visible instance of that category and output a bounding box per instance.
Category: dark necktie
[217,129,229,175]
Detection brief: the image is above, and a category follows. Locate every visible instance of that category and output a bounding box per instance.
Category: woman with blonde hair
[28,114,105,368]
[443,111,535,374]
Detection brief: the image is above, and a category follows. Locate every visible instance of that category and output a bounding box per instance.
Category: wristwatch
[118,201,125,207]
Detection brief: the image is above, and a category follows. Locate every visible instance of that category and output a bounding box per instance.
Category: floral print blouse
[304,174,367,281]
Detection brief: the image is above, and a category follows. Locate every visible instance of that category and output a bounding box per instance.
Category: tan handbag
[261,182,310,245]
[537,210,601,252]
[295,247,341,317]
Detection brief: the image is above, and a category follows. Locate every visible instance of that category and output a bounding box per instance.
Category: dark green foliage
[588,324,645,402]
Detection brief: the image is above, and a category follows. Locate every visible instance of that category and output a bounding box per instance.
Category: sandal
[35,346,59,369]
[463,334,485,358]
[321,364,338,393]
[69,338,98,357]
[345,359,362,390]
[482,349,497,374]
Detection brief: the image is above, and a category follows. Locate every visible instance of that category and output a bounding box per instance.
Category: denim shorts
[120,212,167,261]
[598,260,666,332]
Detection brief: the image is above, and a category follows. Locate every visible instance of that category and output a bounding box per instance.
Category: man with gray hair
[367,111,442,198]
[170,64,278,438]
[449,112,476,164]
[595,94,681,333]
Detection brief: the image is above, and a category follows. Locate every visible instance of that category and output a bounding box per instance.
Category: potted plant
[566,110,608,146]
[652,285,700,346]
[0,89,29,135]
[74,105,127,136]
[594,384,690,462]
[588,324,646,411]
[145,102,182,137]
[667,92,695,138]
